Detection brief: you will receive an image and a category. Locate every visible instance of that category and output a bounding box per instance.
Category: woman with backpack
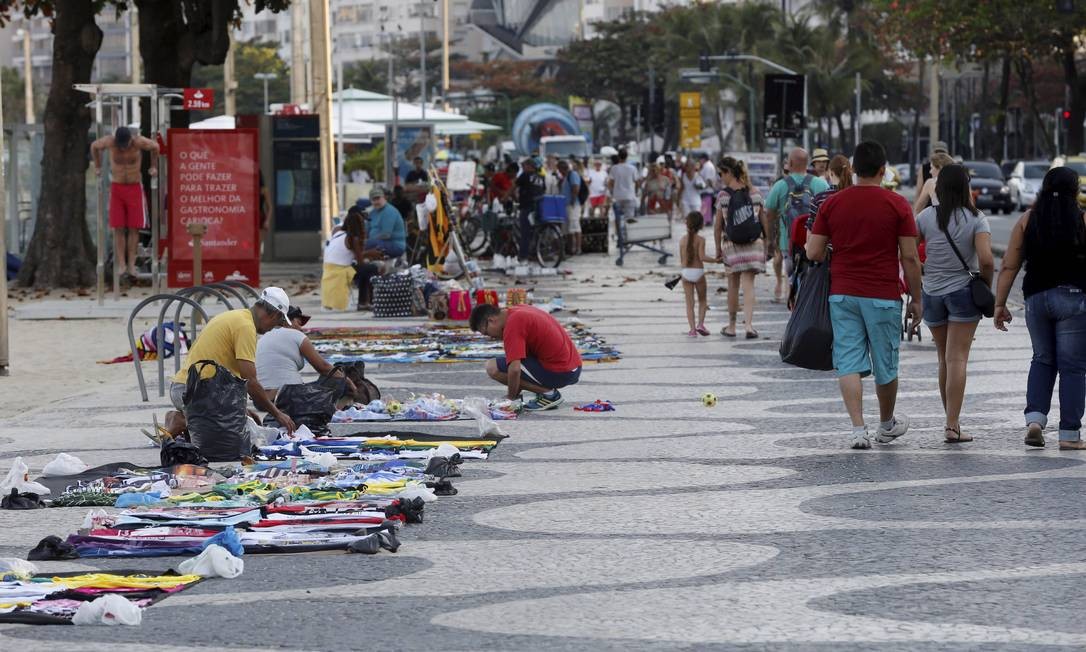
[714,156,768,338]
[916,164,994,443]
[994,166,1086,449]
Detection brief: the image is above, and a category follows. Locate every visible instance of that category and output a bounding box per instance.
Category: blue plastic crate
[539,195,568,223]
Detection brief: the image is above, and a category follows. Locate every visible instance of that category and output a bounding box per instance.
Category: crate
[581,217,608,235]
[581,232,609,253]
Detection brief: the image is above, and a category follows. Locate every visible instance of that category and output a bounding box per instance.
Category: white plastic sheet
[1,456,50,496]
[41,453,89,477]
[462,397,503,438]
[176,544,243,579]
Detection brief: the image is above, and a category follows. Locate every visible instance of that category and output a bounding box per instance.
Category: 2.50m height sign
[167,128,260,287]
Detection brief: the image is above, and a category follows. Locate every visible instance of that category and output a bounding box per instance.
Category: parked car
[962,160,1014,214]
[1008,160,1051,210]
[1061,156,1086,208]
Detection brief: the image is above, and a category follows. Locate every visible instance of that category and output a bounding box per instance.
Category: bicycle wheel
[459,215,488,256]
[535,223,565,268]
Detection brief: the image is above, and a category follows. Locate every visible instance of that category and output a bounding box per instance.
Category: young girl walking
[679,211,713,337]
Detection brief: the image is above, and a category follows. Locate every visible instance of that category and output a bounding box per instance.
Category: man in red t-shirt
[488,162,516,208]
[469,303,582,411]
[806,141,923,450]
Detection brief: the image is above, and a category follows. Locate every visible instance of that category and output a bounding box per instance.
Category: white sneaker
[850,431,872,450]
[874,414,910,444]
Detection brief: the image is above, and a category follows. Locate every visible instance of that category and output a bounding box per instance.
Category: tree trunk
[135,0,234,130]
[979,60,990,159]
[617,100,628,143]
[997,57,1011,163]
[1062,42,1083,155]
[17,2,103,288]
[1016,56,1055,158]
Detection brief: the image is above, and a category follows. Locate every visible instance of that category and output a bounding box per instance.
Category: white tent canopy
[332,88,502,132]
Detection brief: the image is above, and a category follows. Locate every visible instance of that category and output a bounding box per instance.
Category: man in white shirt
[697,152,719,191]
[607,148,639,232]
[586,158,609,219]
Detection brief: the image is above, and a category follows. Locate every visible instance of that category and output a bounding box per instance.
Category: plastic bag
[300,446,337,470]
[462,397,504,438]
[271,381,339,434]
[247,416,280,448]
[72,594,142,626]
[397,485,437,503]
[779,260,834,371]
[0,558,37,581]
[41,453,89,477]
[176,544,243,578]
[185,360,251,462]
[114,492,167,508]
[1,456,50,496]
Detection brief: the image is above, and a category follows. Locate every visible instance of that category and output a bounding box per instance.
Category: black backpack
[724,187,762,244]
[576,172,589,205]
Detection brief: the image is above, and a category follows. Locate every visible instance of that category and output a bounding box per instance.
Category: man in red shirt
[469,303,582,411]
[806,141,923,450]
[488,162,516,209]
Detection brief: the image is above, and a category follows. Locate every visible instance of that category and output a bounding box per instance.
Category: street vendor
[469,303,581,412]
[166,287,297,437]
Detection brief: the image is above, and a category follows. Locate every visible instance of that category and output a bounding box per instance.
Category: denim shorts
[828,294,903,385]
[496,355,581,390]
[922,285,981,327]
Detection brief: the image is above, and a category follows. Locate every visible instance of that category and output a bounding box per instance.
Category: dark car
[963,160,1014,214]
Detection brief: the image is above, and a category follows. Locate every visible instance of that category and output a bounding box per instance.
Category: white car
[1008,160,1050,210]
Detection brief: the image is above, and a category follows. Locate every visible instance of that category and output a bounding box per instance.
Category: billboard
[385,122,435,185]
[167,129,261,287]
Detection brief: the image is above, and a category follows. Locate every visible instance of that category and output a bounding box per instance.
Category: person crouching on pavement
[469,303,582,411]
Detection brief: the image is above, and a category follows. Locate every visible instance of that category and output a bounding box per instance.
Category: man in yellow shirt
[167,287,297,436]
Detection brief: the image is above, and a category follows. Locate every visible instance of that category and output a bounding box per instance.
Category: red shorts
[109,182,146,230]
[589,195,606,208]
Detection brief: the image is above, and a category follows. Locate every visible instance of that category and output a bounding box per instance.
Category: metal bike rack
[216,280,260,303]
[204,282,251,307]
[127,294,210,402]
[167,285,238,379]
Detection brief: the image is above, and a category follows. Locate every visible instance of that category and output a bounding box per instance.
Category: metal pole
[337,60,345,209]
[291,2,307,105]
[854,72,861,147]
[648,65,655,153]
[96,98,105,305]
[263,78,269,113]
[111,102,120,302]
[21,28,34,125]
[0,67,8,375]
[442,0,450,110]
[419,2,426,121]
[150,88,160,295]
[225,30,237,116]
[928,60,940,153]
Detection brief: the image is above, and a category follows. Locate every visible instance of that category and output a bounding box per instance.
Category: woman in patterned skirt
[714,156,768,338]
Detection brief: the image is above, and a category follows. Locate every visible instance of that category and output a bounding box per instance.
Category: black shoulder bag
[942,228,995,318]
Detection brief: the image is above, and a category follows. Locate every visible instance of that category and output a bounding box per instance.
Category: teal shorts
[828,294,902,385]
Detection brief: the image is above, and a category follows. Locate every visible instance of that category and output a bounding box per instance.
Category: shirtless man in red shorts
[91,127,159,283]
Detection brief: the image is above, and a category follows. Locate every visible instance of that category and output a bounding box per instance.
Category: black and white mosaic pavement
[2,249,1082,651]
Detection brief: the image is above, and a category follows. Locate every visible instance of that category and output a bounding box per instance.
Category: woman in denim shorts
[994,166,1086,449]
[915,164,994,443]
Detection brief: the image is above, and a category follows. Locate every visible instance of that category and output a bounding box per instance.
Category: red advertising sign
[182,88,214,110]
[167,129,260,287]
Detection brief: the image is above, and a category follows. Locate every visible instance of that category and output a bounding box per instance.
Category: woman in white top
[320,208,367,311]
[678,160,703,217]
[257,306,356,401]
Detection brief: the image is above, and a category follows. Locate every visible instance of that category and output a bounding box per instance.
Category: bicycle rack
[167,286,238,382]
[215,280,260,303]
[204,282,250,307]
[127,294,210,402]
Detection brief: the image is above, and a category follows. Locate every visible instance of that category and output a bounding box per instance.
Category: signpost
[167,129,260,287]
[182,88,214,111]
[679,92,702,149]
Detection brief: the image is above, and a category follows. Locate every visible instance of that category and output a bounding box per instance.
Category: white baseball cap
[259,286,291,324]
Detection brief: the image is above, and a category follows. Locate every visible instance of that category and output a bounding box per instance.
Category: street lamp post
[254,72,278,113]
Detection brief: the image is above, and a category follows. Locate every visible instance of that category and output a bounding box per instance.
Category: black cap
[114,126,132,148]
[287,305,311,327]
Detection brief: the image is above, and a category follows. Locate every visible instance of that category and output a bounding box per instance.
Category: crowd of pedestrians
[660,138,1086,452]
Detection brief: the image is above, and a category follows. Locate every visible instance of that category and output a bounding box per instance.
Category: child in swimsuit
[679,211,713,337]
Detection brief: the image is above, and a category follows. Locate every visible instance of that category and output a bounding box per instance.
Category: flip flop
[745,330,759,339]
[720,327,736,338]
[944,426,973,443]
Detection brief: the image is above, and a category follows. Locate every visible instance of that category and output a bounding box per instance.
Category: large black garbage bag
[269,381,339,434]
[779,260,834,371]
[184,360,251,462]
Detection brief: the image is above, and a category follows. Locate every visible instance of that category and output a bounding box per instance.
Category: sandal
[944,426,972,443]
[721,327,736,338]
[745,330,759,339]
[695,324,710,336]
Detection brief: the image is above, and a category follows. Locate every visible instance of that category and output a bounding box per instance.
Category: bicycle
[489,210,565,268]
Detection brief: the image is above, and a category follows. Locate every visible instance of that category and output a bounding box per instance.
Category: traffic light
[699,51,710,73]
[637,85,666,132]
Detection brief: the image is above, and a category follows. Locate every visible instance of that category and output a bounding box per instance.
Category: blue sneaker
[523,390,563,411]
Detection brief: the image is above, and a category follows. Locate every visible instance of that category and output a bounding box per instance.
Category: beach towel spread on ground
[306,323,620,364]
[0,570,203,625]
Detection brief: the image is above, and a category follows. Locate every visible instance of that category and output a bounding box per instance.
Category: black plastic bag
[160,438,209,467]
[336,362,381,405]
[270,381,339,434]
[184,360,251,462]
[2,488,44,510]
[780,259,834,371]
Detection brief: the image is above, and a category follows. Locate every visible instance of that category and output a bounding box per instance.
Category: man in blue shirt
[557,159,582,255]
[764,148,829,301]
[362,186,407,260]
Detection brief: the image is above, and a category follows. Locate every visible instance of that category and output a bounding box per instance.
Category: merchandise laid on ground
[329,394,520,423]
[0,430,496,624]
[308,323,621,364]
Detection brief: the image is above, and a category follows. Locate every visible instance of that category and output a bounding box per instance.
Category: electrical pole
[0,67,8,376]
[648,65,655,154]
[310,0,337,240]
[224,31,237,116]
[442,0,450,110]
[928,59,940,152]
[419,2,427,120]
[291,2,308,105]
[18,27,34,124]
